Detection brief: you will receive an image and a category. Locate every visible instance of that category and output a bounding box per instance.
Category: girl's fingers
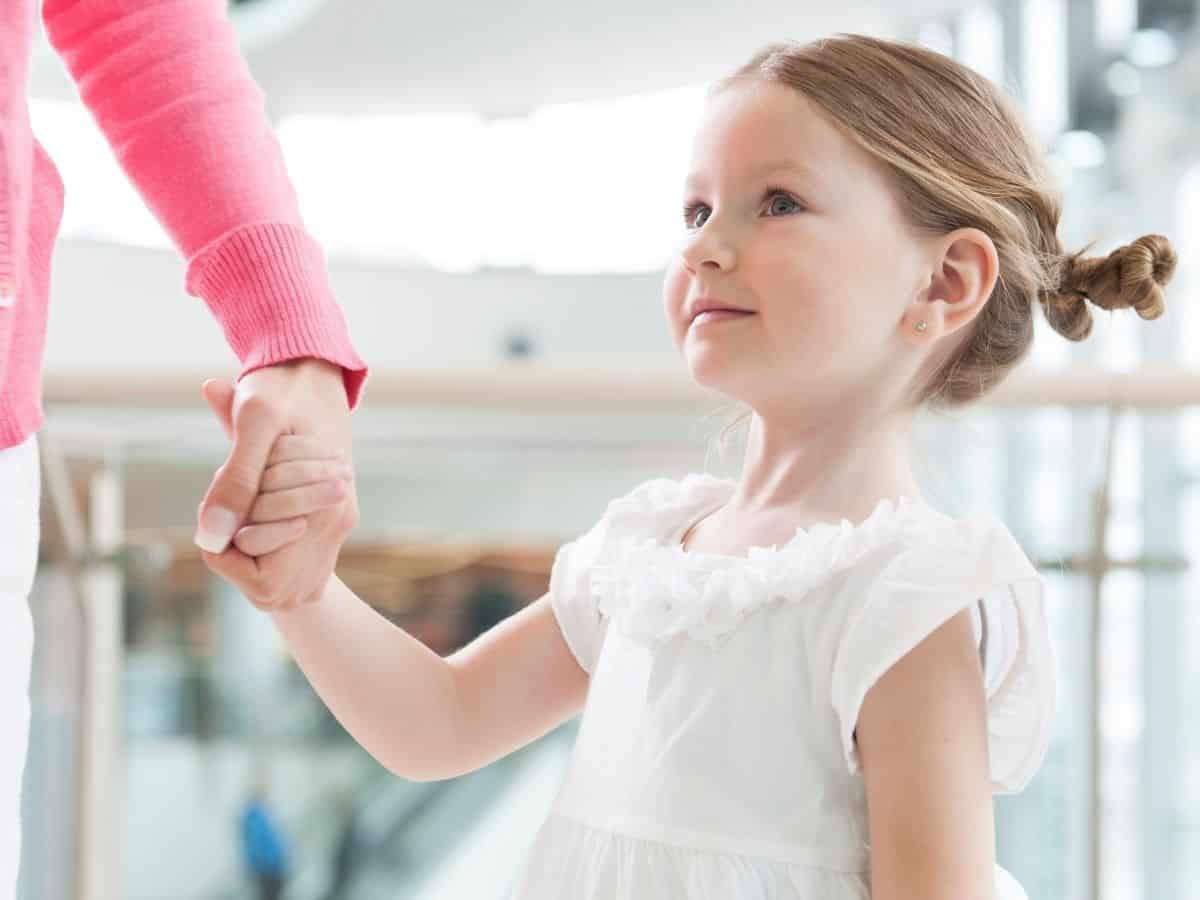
[249,479,347,523]
[260,458,353,493]
[267,434,347,467]
[199,541,278,612]
[232,518,308,558]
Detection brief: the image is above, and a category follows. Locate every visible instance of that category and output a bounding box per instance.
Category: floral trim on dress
[586,473,951,647]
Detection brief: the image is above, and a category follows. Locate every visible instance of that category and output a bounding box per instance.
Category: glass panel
[17,400,1127,899]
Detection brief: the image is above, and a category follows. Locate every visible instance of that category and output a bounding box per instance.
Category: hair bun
[1042,234,1177,341]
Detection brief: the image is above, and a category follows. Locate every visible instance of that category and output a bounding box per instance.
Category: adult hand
[195,358,358,610]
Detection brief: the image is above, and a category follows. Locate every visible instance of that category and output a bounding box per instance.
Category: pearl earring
[915,319,928,333]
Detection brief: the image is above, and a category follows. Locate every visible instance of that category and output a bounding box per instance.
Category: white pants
[0,433,40,900]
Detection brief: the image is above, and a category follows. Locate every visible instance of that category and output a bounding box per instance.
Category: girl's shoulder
[826,510,1053,796]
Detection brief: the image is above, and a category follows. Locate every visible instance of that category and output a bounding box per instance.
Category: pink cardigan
[0,0,369,449]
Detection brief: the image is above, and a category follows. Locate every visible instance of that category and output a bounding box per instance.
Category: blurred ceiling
[30,0,975,117]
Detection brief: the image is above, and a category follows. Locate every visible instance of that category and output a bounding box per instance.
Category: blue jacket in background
[240,802,290,877]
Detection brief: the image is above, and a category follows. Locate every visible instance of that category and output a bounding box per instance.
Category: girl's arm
[854,609,998,900]
[226,434,590,780]
[271,579,588,783]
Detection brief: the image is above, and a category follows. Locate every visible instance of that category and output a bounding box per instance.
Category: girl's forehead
[684,82,902,218]
[692,81,842,168]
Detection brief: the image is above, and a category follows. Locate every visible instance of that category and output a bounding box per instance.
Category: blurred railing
[27,363,1200,900]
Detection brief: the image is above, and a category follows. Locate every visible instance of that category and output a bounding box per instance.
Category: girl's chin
[684,351,748,396]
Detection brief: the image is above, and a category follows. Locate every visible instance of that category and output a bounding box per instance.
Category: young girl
[200,34,1177,899]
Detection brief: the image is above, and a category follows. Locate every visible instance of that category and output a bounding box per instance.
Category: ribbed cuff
[185,222,369,409]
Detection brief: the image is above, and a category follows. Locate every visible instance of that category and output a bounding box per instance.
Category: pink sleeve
[41,0,369,408]
[0,0,36,299]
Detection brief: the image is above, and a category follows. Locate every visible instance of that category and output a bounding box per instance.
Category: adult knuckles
[236,392,286,427]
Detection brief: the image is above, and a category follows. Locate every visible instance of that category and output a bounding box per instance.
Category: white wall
[42,240,678,376]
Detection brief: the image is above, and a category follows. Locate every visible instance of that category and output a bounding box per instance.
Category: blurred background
[13,0,1200,898]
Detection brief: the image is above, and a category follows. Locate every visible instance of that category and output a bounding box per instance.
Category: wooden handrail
[41,364,1200,411]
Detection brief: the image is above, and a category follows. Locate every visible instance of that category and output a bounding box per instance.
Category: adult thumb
[202,379,236,441]
[195,385,277,554]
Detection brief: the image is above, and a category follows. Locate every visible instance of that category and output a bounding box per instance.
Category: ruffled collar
[588,473,949,647]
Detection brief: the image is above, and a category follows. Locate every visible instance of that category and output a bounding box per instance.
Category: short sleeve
[549,518,611,674]
[971,588,1022,701]
[830,516,1057,795]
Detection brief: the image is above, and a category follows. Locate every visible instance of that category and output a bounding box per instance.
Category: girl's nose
[681,220,736,273]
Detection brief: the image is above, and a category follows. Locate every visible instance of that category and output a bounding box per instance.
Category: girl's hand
[228,434,353,558]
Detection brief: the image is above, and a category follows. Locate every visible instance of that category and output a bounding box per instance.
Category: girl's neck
[728,405,922,526]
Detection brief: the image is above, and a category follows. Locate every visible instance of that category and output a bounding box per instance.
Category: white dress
[509,473,1056,899]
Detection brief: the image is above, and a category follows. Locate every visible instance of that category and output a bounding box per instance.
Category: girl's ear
[924,228,999,338]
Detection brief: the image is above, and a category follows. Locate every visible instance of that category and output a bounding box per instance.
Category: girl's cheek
[662,268,690,342]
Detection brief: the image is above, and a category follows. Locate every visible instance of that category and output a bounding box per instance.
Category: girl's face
[662,78,934,415]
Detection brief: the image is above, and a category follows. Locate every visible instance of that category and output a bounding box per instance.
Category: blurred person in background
[239,777,291,900]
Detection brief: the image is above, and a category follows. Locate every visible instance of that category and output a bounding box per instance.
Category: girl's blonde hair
[715,34,1178,413]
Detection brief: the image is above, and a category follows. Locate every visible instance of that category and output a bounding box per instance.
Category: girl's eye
[683,203,710,229]
[683,190,802,229]
[765,191,802,216]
